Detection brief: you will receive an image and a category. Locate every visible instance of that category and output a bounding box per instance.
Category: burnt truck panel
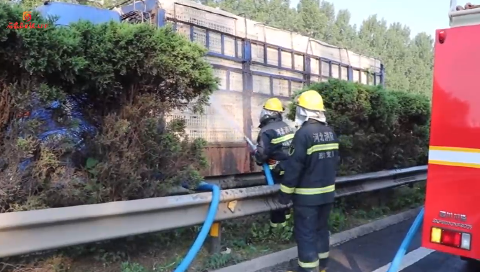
[201,143,251,176]
[119,0,384,176]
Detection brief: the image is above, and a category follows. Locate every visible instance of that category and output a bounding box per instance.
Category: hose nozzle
[244,136,256,151]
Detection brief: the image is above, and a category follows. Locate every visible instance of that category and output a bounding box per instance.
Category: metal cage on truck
[117,0,384,176]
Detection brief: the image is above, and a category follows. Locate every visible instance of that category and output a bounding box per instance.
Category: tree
[296,0,329,39]
[329,9,357,48]
[205,0,434,95]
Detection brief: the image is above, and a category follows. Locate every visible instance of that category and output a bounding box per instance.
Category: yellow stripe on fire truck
[429,146,480,168]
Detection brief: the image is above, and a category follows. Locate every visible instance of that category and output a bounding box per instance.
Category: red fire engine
[421,2,480,262]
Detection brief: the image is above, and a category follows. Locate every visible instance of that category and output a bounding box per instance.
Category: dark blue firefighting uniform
[254,116,295,227]
[279,119,339,272]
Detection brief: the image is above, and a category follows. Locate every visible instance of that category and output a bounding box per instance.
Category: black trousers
[294,203,333,272]
[269,172,290,228]
[270,206,291,227]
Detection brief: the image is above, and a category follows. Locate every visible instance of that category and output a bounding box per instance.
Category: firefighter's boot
[297,266,320,272]
[285,208,292,220]
[286,269,320,272]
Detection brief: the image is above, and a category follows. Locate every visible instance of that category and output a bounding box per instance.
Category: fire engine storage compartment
[420,6,480,260]
[120,0,384,176]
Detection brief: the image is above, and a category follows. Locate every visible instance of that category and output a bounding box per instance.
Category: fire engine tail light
[430,227,471,250]
[438,30,447,44]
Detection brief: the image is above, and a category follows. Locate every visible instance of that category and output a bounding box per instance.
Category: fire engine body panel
[422,5,480,260]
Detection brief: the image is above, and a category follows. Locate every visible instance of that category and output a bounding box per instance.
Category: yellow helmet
[297,90,325,111]
[263,97,284,112]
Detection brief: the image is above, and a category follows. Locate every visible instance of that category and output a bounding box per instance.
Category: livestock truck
[36,0,383,176]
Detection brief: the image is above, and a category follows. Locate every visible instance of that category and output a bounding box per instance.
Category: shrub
[0,3,218,212]
[288,79,430,175]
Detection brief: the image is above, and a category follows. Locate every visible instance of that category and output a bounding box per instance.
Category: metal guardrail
[0,165,427,258]
[205,165,428,191]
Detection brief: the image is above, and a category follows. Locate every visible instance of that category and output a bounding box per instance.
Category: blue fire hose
[174,182,220,272]
[263,163,275,185]
[244,136,275,186]
[174,136,271,271]
[386,207,425,272]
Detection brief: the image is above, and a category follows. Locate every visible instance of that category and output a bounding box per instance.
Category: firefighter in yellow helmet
[253,97,295,228]
[278,90,339,272]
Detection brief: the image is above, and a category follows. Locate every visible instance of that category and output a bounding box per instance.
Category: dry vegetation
[0,4,218,212]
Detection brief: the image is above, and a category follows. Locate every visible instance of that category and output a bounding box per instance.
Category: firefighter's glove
[271,163,283,176]
[277,191,292,206]
[254,155,263,166]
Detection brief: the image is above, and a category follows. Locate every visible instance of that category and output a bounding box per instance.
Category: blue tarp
[14,98,96,171]
[36,2,121,25]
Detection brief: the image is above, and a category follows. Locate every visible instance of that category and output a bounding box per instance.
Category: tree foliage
[0,3,218,212]
[198,0,434,96]
[288,79,430,175]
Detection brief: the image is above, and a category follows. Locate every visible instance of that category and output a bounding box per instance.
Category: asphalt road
[256,218,479,272]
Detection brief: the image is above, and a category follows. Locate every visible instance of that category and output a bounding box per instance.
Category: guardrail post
[377,189,393,207]
[208,222,222,253]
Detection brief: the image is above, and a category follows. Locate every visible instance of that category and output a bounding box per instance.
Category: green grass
[0,183,426,272]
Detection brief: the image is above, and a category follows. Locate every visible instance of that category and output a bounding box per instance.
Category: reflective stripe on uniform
[280,184,295,193]
[429,146,480,168]
[270,221,287,228]
[271,133,294,144]
[280,184,335,195]
[295,185,335,195]
[306,143,339,155]
[318,252,329,259]
[268,165,285,175]
[298,259,319,268]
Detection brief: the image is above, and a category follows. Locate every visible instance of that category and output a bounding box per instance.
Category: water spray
[208,96,275,186]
